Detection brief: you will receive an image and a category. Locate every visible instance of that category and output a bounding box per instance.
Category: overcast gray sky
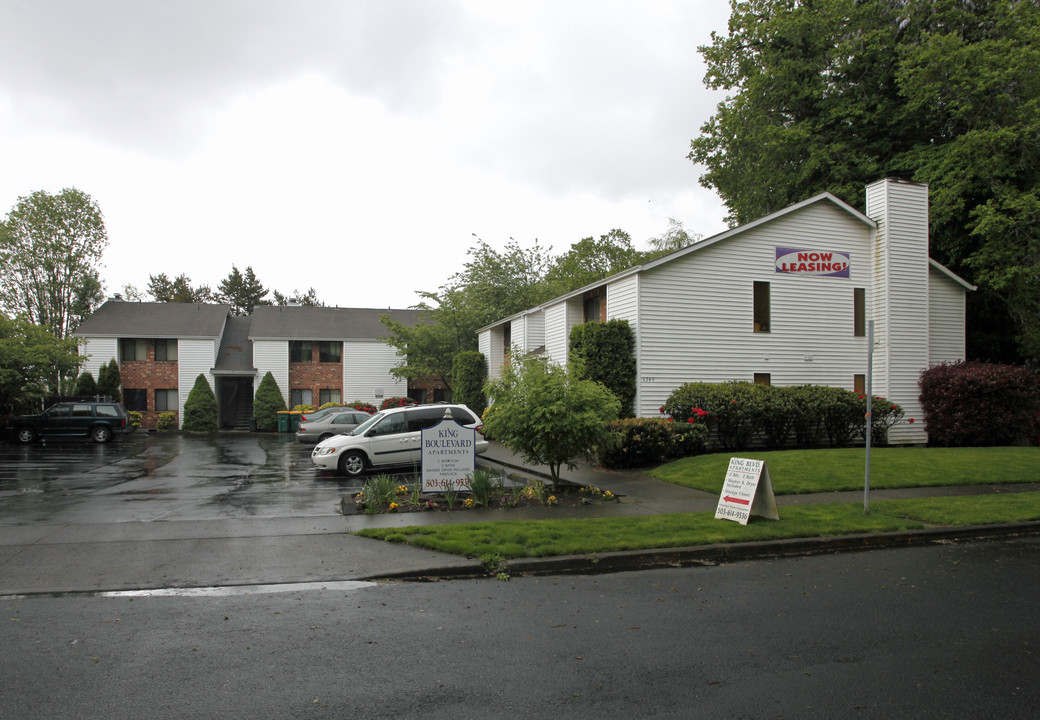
[0,0,734,309]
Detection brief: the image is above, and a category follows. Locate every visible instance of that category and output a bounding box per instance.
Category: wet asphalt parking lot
[0,431,377,525]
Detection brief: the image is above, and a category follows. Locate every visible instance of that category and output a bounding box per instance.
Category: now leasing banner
[421,418,477,493]
[714,457,780,525]
[775,247,851,278]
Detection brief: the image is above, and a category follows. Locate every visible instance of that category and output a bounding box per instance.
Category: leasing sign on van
[775,247,851,278]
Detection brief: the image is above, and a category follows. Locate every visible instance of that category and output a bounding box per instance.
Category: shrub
[97,358,122,403]
[919,361,1040,446]
[75,371,97,397]
[348,400,377,414]
[253,371,287,431]
[817,385,863,448]
[182,374,218,432]
[380,396,418,410]
[663,380,764,450]
[759,384,797,448]
[569,319,637,418]
[157,411,177,431]
[465,468,503,506]
[788,385,827,448]
[292,403,314,413]
[452,350,488,417]
[128,410,142,430]
[598,417,708,469]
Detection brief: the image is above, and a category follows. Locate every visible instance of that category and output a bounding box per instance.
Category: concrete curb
[360,521,1040,582]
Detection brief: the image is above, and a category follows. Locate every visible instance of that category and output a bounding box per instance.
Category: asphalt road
[2,538,1038,719]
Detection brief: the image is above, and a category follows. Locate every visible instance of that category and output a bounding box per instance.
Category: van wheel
[91,426,112,443]
[339,451,366,476]
[16,427,37,444]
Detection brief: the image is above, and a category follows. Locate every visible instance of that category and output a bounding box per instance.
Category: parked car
[296,408,372,444]
[311,403,488,476]
[5,401,132,444]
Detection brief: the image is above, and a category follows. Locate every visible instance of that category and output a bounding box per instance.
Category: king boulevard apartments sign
[421,418,477,493]
[775,247,851,278]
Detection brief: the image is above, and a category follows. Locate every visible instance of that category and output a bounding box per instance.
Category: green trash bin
[277,411,290,433]
[288,411,302,432]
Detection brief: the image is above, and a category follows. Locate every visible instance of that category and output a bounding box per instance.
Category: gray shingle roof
[247,306,422,340]
[73,300,230,338]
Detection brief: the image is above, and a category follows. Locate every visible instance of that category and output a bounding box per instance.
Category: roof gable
[73,301,230,338]
[247,306,422,340]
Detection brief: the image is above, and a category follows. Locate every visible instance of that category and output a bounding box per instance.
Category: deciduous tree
[0,188,108,339]
[690,0,1040,360]
[483,354,620,492]
[0,313,82,412]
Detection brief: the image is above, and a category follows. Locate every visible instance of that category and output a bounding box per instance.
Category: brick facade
[288,343,343,407]
[120,340,179,429]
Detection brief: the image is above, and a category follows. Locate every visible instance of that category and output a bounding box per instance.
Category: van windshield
[350,411,385,436]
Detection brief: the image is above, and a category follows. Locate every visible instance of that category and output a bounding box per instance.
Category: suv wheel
[91,426,113,443]
[16,427,37,444]
[339,451,366,476]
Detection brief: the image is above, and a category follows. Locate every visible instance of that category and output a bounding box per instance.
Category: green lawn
[356,492,1040,560]
[647,446,1040,494]
[357,447,1040,561]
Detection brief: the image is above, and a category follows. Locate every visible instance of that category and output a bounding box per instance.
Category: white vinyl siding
[79,337,118,379]
[635,201,873,417]
[253,340,290,406]
[177,339,218,429]
[478,330,494,380]
[866,180,929,444]
[543,302,569,367]
[342,341,407,404]
[928,266,967,365]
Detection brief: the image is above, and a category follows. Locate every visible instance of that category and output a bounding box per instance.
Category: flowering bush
[156,411,177,431]
[662,381,764,450]
[919,361,1040,446]
[349,401,378,414]
[380,396,418,410]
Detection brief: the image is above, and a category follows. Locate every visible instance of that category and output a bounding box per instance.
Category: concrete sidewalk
[2,442,1038,595]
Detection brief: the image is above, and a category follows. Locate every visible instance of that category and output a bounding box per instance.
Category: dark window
[319,389,341,405]
[121,338,146,361]
[583,294,601,323]
[95,405,121,418]
[753,282,771,333]
[155,339,178,361]
[369,413,407,437]
[318,342,341,363]
[46,404,71,418]
[433,387,450,403]
[124,389,148,411]
[71,404,93,417]
[408,388,427,404]
[854,288,866,337]
[155,390,178,412]
[503,323,511,355]
[854,374,866,394]
[290,389,313,407]
[753,373,771,386]
[289,341,313,363]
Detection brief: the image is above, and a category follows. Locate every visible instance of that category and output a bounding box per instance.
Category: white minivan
[310,403,488,476]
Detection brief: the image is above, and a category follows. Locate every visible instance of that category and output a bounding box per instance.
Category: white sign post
[714,457,780,525]
[421,415,477,493]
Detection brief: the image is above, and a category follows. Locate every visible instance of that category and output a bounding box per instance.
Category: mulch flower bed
[343,483,620,515]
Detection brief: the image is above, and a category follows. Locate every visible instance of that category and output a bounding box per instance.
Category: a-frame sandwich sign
[714,457,780,525]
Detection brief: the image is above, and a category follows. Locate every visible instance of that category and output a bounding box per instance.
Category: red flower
[687,418,696,424]
[659,406,665,414]
[908,418,915,423]
[892,404,898,410]
[666,418,674,423]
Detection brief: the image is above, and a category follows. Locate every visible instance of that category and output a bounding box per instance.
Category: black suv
[6,401,132,444]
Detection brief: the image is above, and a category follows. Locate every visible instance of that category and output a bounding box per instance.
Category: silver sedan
[295,409,372,444]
